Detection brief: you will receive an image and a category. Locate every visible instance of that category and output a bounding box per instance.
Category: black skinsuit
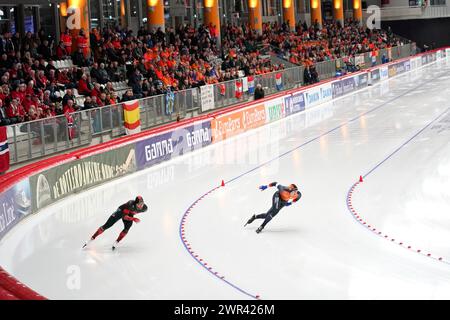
[255,185,301,229]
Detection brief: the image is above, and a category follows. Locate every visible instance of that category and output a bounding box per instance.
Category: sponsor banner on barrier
[405,60,411,71]
[0,179,32,240]
[136,121,212,169]
[410,57,422,70]
[30,145,136,212]
[332,76,356,98]
[380,66,389,80]
[211,105,265,142]
[422,55,427,65]
[370,68,380,83]
[342,76,357,95]
[437,50,442,59]
[320,83,333,102]
[331,80,343,98]
[417,56,423,67]
[200,85,215,112]
[305,83,332,108]
[242,104,267,130]
[446,48,450,57]
[265,98,286,123]
[388,64,397,78]
[394,60,410,75]
[355,73,369,89]
[430,53,437,63]
[212,110,242,142]
[305,86,322,107]
[285,92,306,116]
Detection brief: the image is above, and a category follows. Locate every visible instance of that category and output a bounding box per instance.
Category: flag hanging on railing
[275,73,283,91]
[235,79,243,99]
[0,126,10,173]
[247,76,255,94]
[219,83,226,96]
[165,89,175,115]
[123,100,141,135]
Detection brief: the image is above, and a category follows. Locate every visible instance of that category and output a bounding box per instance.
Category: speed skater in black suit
[245,182,301,233]
[83,196,148,250]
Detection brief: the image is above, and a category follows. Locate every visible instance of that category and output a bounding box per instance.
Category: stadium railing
[5,43,413,166]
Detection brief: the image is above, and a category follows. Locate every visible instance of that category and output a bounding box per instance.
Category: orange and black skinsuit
[88,197,147,245]
[245,182,301,233]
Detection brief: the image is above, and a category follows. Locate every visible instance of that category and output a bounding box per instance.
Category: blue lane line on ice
[179,187,259,299]
[363,108,450,180]
[346,106,450,264]
[179,66,449,299]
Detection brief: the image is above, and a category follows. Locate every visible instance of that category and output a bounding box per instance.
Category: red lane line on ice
[179,185,261,300]
[346,107,450,265]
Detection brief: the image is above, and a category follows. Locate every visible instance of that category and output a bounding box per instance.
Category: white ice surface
[2,59,450,299]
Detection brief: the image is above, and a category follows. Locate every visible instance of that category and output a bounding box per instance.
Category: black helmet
[135,195,144,204]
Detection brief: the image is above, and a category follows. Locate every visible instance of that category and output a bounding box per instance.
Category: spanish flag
[123,100,141,135]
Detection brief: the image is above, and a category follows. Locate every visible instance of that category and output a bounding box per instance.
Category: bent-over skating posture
[245,182,301,233]
[83,196,148,250]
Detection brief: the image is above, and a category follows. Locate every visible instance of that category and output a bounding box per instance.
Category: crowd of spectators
[0,18,406,129]
[268,19,403,67]
[0,30,77,127]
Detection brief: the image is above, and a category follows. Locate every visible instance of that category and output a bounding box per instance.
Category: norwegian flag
[219,83,226,96]
[247,76,255,94]
[235,79,243,99]
[275,73,283,91]
[0,126,9,173]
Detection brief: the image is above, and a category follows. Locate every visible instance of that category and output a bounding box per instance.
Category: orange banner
[211,104,266,142]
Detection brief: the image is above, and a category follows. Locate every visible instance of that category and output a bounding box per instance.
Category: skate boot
[256,226,264,234]
[112,241,119,251]
[245,214,256,227]
[82,239,93,249]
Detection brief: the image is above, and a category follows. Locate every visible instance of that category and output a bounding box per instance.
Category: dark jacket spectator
[303,66,313,85]
[0,99,11,125]
[254,84,265,100]
[121,89,136,102]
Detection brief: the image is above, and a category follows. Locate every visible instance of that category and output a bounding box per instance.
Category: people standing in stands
[61,30,73,56]
[77,29,89,58]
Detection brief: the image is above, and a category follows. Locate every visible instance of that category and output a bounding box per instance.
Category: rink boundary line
[346,106,450,265]
[179,65,450,299]
[179,186,260,300]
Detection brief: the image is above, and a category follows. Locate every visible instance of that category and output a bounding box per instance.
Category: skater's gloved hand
[285,202,292,207]
[133,217,141,223]
[268,182,277,187]
[259,185,268,191]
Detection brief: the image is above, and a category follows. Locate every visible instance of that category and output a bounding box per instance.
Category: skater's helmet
[135,195,144,209]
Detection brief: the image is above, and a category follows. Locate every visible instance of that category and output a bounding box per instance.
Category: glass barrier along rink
[6,43,412,165]
[7,104,126,164]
